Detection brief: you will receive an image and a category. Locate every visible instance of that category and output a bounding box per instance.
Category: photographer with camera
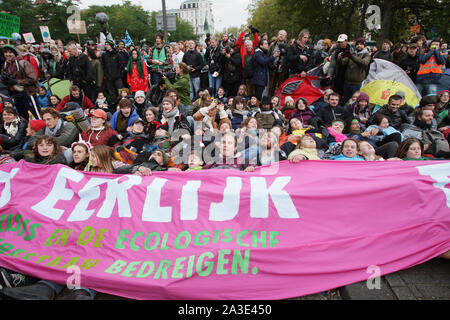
[416,39,446,97]
[67,43,95,107]
[205,37,225,98]
[182,40,204,101]
[162,62,191,107]
[1,45,41,120]
[399,43,420,83]
[269,29,289,96]
[287,29,314,78]
[222,44,242,98]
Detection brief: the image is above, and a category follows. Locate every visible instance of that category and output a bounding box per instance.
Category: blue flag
[124,30,132,46]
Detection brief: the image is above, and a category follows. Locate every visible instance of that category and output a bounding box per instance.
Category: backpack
[243,54,254,79]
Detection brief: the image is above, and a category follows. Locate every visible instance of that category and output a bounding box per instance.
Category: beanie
[284,96,294,104]
[420,95,437,108]
[29,120,46,132]
[356,92,370,103]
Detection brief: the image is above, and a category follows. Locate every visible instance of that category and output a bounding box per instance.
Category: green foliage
[0,0,199,45]
[248,0,449,44]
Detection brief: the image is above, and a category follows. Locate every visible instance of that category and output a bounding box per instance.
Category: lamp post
[162,0,168,43]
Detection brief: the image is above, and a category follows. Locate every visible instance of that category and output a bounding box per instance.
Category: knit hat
[162,97,175,106]
[3,45,18,56]
[261,96,271,106]
[29,120,46,132]
[89,109,107,120]
[2,97,13,105]
[105,40,115,47]
[356,92,370,103]
[132,118,145,126]
[134,91,146,99]
[284,96,294,105]
[153,150,169,166]
[355,38,366,45]
[419,95,437,108]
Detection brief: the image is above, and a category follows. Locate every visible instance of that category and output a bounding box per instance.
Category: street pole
[162,0,168,43]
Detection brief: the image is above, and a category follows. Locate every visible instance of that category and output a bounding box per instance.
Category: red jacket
[56,94,94,111]
[22,54,40,79]
[127,57,149,93]
[235,31,259,68]
[81,127,117,147]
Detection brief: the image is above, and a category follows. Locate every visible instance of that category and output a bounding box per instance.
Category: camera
[225,46,231,54]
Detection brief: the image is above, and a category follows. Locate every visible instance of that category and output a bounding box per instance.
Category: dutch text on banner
[0,160,449,300]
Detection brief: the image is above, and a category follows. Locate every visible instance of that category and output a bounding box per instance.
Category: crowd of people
[0,25,449,300]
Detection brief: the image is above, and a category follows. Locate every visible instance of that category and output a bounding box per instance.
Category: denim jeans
[415,83,439,97]
[40,280,97,298]
[343,84,361,103]
[190,76,201,101]
[208,72,223,97]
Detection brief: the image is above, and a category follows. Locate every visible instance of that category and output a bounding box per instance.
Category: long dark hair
[32,135,63,164]
[396,138,423,159]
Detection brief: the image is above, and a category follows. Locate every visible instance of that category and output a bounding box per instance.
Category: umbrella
[43,78,71,100]
[361,80,420,108]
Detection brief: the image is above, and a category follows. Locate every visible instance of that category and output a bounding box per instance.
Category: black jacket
[0,119,28,151]
[399,54,420,83]
[68,52,94,85]
[205,46,224,75]
[287,40,314,75]
[317,105,351,127]
[102,49,123,81]
[368,105,411,130]
[223,50,242,83]
[182,50,204,78]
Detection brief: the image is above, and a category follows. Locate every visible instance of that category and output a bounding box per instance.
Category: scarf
[161,108,179,134]
[4,118,20,137]
[232,109,249,119]
[328,127,347,143]
[45,119,63,136]
[127,54,144,78]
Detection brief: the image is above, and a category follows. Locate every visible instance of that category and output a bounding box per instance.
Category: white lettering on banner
[0,168,19,209]
[209,177,242,221]
[32,168,83,220]
[180,181,202,220]
[28,167,299,222]
[250,177,299,219]
[142,178,172,222]
[68,178,109,222]
[416,163,450,208]
[96,175,142,219]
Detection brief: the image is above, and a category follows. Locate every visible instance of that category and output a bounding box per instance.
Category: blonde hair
[90,145,114,173]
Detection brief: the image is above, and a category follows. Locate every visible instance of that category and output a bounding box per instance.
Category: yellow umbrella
[360,80,420,108]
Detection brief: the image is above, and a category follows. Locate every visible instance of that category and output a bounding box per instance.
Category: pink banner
[0,160,449,300]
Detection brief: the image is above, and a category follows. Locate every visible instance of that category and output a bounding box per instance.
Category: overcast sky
[79,0,250,32]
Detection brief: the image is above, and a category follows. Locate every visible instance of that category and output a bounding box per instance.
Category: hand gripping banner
[0,160,449,299]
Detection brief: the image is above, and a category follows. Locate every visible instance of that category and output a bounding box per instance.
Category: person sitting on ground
[227,96,250,130]
[29,108,79,148]
[110,98,140,135]
[80,109,118,147]
[330,138,365,161]
[0,107,28,154]
[56,85,94,113]
[288,134,324,162]
[24,135,67,165]
[69,141,91,170]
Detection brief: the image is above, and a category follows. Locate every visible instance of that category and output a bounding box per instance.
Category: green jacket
[164,73,191,106]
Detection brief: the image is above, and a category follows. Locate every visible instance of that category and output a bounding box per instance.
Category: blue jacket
[251,48,275,87]
[416,50,446,84]
[330,154,365,161]
[110,107,140,132]
[37,89,52,109]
